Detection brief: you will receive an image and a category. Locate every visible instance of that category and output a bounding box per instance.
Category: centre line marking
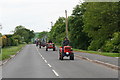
[48,64,52,67]
[44,60,47,63]
[52,69,59,77]
[36,46,59,75]
[42,57,45,60]
[35,47,45,60]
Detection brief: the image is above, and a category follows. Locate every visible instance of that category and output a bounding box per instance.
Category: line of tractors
[35,40,74,60]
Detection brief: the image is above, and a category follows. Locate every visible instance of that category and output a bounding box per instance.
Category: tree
[83,2,119,51]
[14,25,35,44]
[38,31,48,39]
[49,17,66,44]
[102,32,120,53]
[69,3,90,49]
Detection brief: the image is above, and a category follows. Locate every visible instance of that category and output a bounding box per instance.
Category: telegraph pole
[0,23,2,30]
[0,23,2,54]
[51,22,53,28]
[65,10,68,39]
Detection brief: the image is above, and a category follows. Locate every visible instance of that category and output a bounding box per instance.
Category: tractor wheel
[59,55,63,60]
[46,48,48,51]
[59,52,63,60]
[70,53,74,60]
[53,48,56,51]
[39,45,41,48]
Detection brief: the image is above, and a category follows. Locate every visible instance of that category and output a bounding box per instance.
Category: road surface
[2,44,118,78]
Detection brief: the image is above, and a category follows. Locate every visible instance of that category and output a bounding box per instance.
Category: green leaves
[38,31,49,41]
[103,32,120,53]
[83,2,119,51]
[69,3,90,49]
[49,2,119,53]
[14,25,35,44]
[49,17,66,44]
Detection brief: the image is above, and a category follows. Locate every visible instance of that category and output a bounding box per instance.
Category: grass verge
[56,45,120,57]
[73,48,120,57]
[0,44,26,61]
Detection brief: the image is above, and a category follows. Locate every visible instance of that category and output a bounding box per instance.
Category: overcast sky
[0,0,81,35]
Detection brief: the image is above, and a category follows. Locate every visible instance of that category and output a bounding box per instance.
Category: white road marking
[115,57,119,59]
[52,69,59,77]
[86,58,91,61]
[48,64,52,67]
[36,46,59,76]
[76,54,120,70]
[36,47,45,60]
[94,60,118,67]
[41,55,43,57]
[44,60,47,63]
[94,60,106,64]
[42,57,45,60]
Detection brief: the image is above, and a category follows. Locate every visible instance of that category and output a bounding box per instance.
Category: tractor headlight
[66,52,69,55]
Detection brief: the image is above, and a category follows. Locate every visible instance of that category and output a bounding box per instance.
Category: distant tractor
[46,43,56,51]
[39,42,46,48]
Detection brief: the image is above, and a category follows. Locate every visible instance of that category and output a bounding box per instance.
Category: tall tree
[69,3,90,49]
[14,25,35,43]
[83,2,119,51]
[49,17,66,44]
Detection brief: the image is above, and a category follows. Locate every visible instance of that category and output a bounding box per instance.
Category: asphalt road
[74,52,118,66]
[2,44,118,78]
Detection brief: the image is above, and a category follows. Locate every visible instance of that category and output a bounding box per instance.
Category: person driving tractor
[48,40,52,43]
[62,37,69,46]
[62,37,70,53]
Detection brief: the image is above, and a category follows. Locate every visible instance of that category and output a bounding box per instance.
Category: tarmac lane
[2,44,118,78]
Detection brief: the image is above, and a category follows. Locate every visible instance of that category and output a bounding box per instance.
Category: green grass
[0,44,26,61]
[73,49,120,57]
[56,44,120,57]
[56,44,119,57]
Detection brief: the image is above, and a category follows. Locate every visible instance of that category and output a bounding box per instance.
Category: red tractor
[59,46,74,60]
[39,42,46,48]
[46,43,56,51]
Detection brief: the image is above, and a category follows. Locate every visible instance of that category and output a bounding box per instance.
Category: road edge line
[75,54,120,70]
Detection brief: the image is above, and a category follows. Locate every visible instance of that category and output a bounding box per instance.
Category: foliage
[69,3,90,49]
[49,17,66,45]
[102,32,120,53]
[38,31,49,39]
[83,2,119,51]
[48,2,119,53]
[14,25,35,44]
[1,25,35,47]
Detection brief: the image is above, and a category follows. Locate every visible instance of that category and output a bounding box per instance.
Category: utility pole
[51,22,53,28]
[0,23,2,30]
[0,23,2,54]
[65,10,68,39]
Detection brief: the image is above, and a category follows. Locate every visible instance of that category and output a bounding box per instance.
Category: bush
[12,39,18,46]
[2,38,7,48]
[102,32,120,53]
[88,40,103,51]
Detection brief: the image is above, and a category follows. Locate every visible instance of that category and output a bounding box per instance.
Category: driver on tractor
[48,40,53,43]
[62,37,70,54]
